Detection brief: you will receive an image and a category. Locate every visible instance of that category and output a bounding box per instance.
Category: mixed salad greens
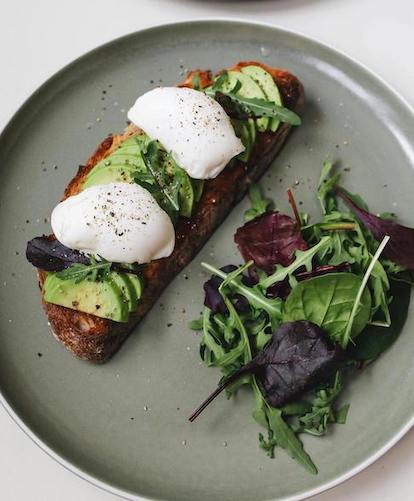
[188,162,413,473]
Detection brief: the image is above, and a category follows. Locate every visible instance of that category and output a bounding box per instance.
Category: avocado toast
[28,61,304,362]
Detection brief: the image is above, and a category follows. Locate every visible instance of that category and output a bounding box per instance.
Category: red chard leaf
[234,212,308,274]
[189,321,343,422]
[26,236,89,272]
[337,187,414,270]
[203,265,249,314]
[252,321,344,407]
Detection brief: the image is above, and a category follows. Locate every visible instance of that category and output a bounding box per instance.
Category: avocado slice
[127,273,143,311]
[222,71,269,132]
[83,164,137,189]
[240,66,282,132]
[110,272,137,313]
[192,179,204,203]
[179,174,195,217]
[44,273,129,322]
[247,118,257,145]
[232,120,252,162]
[82,135,147,190]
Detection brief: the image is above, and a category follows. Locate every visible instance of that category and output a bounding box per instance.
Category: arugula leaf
[215,93,250,120]
[265,405,318,473]
[204,73,301,126]
[56,256,112,283]
[218,92,301,125]
[244,184,273,222]
[295,371,348,436]
[137,140,185,219]
[201,262,283,322]
[260,236,331,289]
[317,161,340,214]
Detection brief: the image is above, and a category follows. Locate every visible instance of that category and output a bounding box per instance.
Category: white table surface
[1,0,413,499]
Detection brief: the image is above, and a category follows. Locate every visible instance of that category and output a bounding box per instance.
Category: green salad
[188,161,414,474]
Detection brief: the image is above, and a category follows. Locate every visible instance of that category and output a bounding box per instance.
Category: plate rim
[1,17,413,501]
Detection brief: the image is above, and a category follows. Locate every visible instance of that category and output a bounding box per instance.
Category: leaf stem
[287,189,301,227]
[318,222,357,231]
[188,368,248,422]
[342,235,390,348]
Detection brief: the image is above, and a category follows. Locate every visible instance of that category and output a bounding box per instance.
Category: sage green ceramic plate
[0,20,413,501]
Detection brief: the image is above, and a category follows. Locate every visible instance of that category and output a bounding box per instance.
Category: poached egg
[51,183,175,264]
[128,87,245,179]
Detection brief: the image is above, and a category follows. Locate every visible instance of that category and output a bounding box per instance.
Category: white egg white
[51,183,175,264]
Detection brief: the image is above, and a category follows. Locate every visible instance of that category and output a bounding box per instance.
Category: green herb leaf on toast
[56,257,112,283]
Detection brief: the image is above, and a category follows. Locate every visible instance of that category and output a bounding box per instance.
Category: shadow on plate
[169,0,328,12]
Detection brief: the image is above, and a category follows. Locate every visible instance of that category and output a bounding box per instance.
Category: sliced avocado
[110,272,137,313]
[119,262,140,273]
[82,134,147,190]
[85,153,145,178]
[222,71,269,132]
[127,273,143,310]
[179,174,195,218]
[44,273,129,322]
[191,179,204,203]
[83,164,137,189]
[240,65,282,132]
[247,118,256,145]
[232,120,252,162]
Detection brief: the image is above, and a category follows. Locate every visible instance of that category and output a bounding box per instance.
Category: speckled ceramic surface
[0,20,413,501]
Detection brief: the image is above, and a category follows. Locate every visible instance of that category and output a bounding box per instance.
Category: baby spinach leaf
[283,273,372,346]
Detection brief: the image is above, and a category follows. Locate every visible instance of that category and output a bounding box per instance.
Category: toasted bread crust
[38,62,305,362]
